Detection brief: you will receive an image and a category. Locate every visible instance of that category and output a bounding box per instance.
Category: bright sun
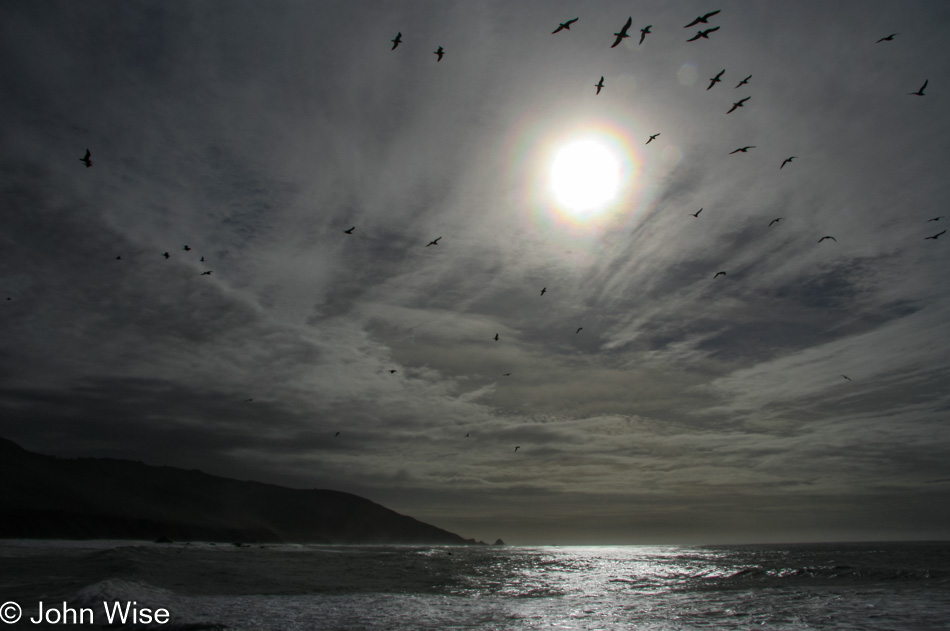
[550,139,621,216]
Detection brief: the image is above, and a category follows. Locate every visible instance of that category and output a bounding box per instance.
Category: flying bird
[335,432,340,437]
[687,26,720,42]
[595,76,604,94]
[503,373,511,377]
[540,287,547,296]
[514,446,520,452]
[876,33,898,42]
[684,10,721,28]
[552,18,578,34]
[575,327,583,334]
[714,271,726,278]
[927,217,944,222]
[611,17,633,48]
[646,133,660,144]
[183,245,191,251]
[465,433,470,438]
[494,333,499,341]
[691,208,703,218]
[707,69,725,90]
[200,271,212,276]
[639,25,652,45]
[389,369,397,373]
[925,230,946,240]
[727,96,751,113]
[781,156,797,169]
[735,75,751,88]
[729,146,756,154]
[163,252,170,259]
[200,256,205,262]
[244,398,254,403]
[80,149,92,167]
[344,226,355,234]
[391,32,402,49]
[769,218,783,227]
[434,46,444,62]
[908,79,928,96]
[818,236,837,243]
[841,375,852,381]
[427,237,442,246]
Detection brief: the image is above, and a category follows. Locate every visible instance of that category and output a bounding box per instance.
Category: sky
[1,0,949,546]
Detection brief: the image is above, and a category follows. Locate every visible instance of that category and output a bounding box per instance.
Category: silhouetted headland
[0,437,486,545]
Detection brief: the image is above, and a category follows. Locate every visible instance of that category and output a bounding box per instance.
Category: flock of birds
[65,8,942,452]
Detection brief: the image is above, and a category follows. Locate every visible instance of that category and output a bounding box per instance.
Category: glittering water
[1,540,948,629]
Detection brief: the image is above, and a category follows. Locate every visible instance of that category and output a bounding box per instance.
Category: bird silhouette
[434,46,444,62]
[714,271,726,278]
[735,75,751,88]
[183,245,191,251]
[552,18,578,34]
[646,133,660,144]
[691,208,703,218]
[876,33,898,42]
[244,398,254,403]
[769,218,783,227]
[727,96,750,113]
[927,217,944,222]
[80,149,92,167]
[818,236,837,243]
[494,333,499,341]
[427,237,442,246]
[575,327,583,334]
[781,156,797,169]
[163,252,170,259]
[391,32,402,49]
[335,431,340,437]
[639,25,652,45]
[514,446,520,452]
[925,230,946,240]
[389,369,397,374]
[540,287,547,296]
[611,17,632,47]
[684,10,721,28]
[200,256,205,262]
[595,76,604,94]
[503,373,512,376]
[344,226,355,234]
[908,80,928,96]
[687,26,720,42]
[200,271,212,276]
[841,374,852,381]
[465,433,470,438]
[115,255,121,260]
[707,69,725,90]
[730,146,756,154]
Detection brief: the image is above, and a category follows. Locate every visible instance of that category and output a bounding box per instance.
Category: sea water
[1,540,948,629]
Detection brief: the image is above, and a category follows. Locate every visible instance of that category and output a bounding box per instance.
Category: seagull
[611,17,633,48]
[687,26,720,42]
[769,217,783,227]
[908,79,928,96]
[552,18,578,34]
[707,69,725,90]
[183,245,191,251]
[714,271,726,278]
[163,252,170,259]
[575,327,583,334]
[344,226,355,234]
[639,25,652,45]
[335,432,340,437]
[818,236,837,243]
[503,373,511,376]
[540,287,547,296]
[727,96,750,113]
[494,333,499,341]
[925,230,946,240]
[465,433,470,437]
[684,10,721,28]
[200,256,205,262]
[841,374,852,381]
[427,237,442,246]
[391,32,402,49]
[244,398,254,403]
[389,369,397,373]
[80,149,92,167]
[646,133,660,144]
[200,271,212,276]
[514,446,520,452]
[434,46,444,62]
[927,217,944,222]
[876,33,898,42]
[730,146,756,154]
[781,156,797,169]
[691,208,703,217]
[735,75,751,88]
[595,76,604,94]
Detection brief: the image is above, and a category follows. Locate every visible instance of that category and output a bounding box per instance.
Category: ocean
[1,540,948,630]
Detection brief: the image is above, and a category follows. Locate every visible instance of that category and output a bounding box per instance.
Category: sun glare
[550,139,621,216]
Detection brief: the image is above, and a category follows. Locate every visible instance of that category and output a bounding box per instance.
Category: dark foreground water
[1,540,948,630]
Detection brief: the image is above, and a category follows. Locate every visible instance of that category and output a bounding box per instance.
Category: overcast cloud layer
[2,1,949,544]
